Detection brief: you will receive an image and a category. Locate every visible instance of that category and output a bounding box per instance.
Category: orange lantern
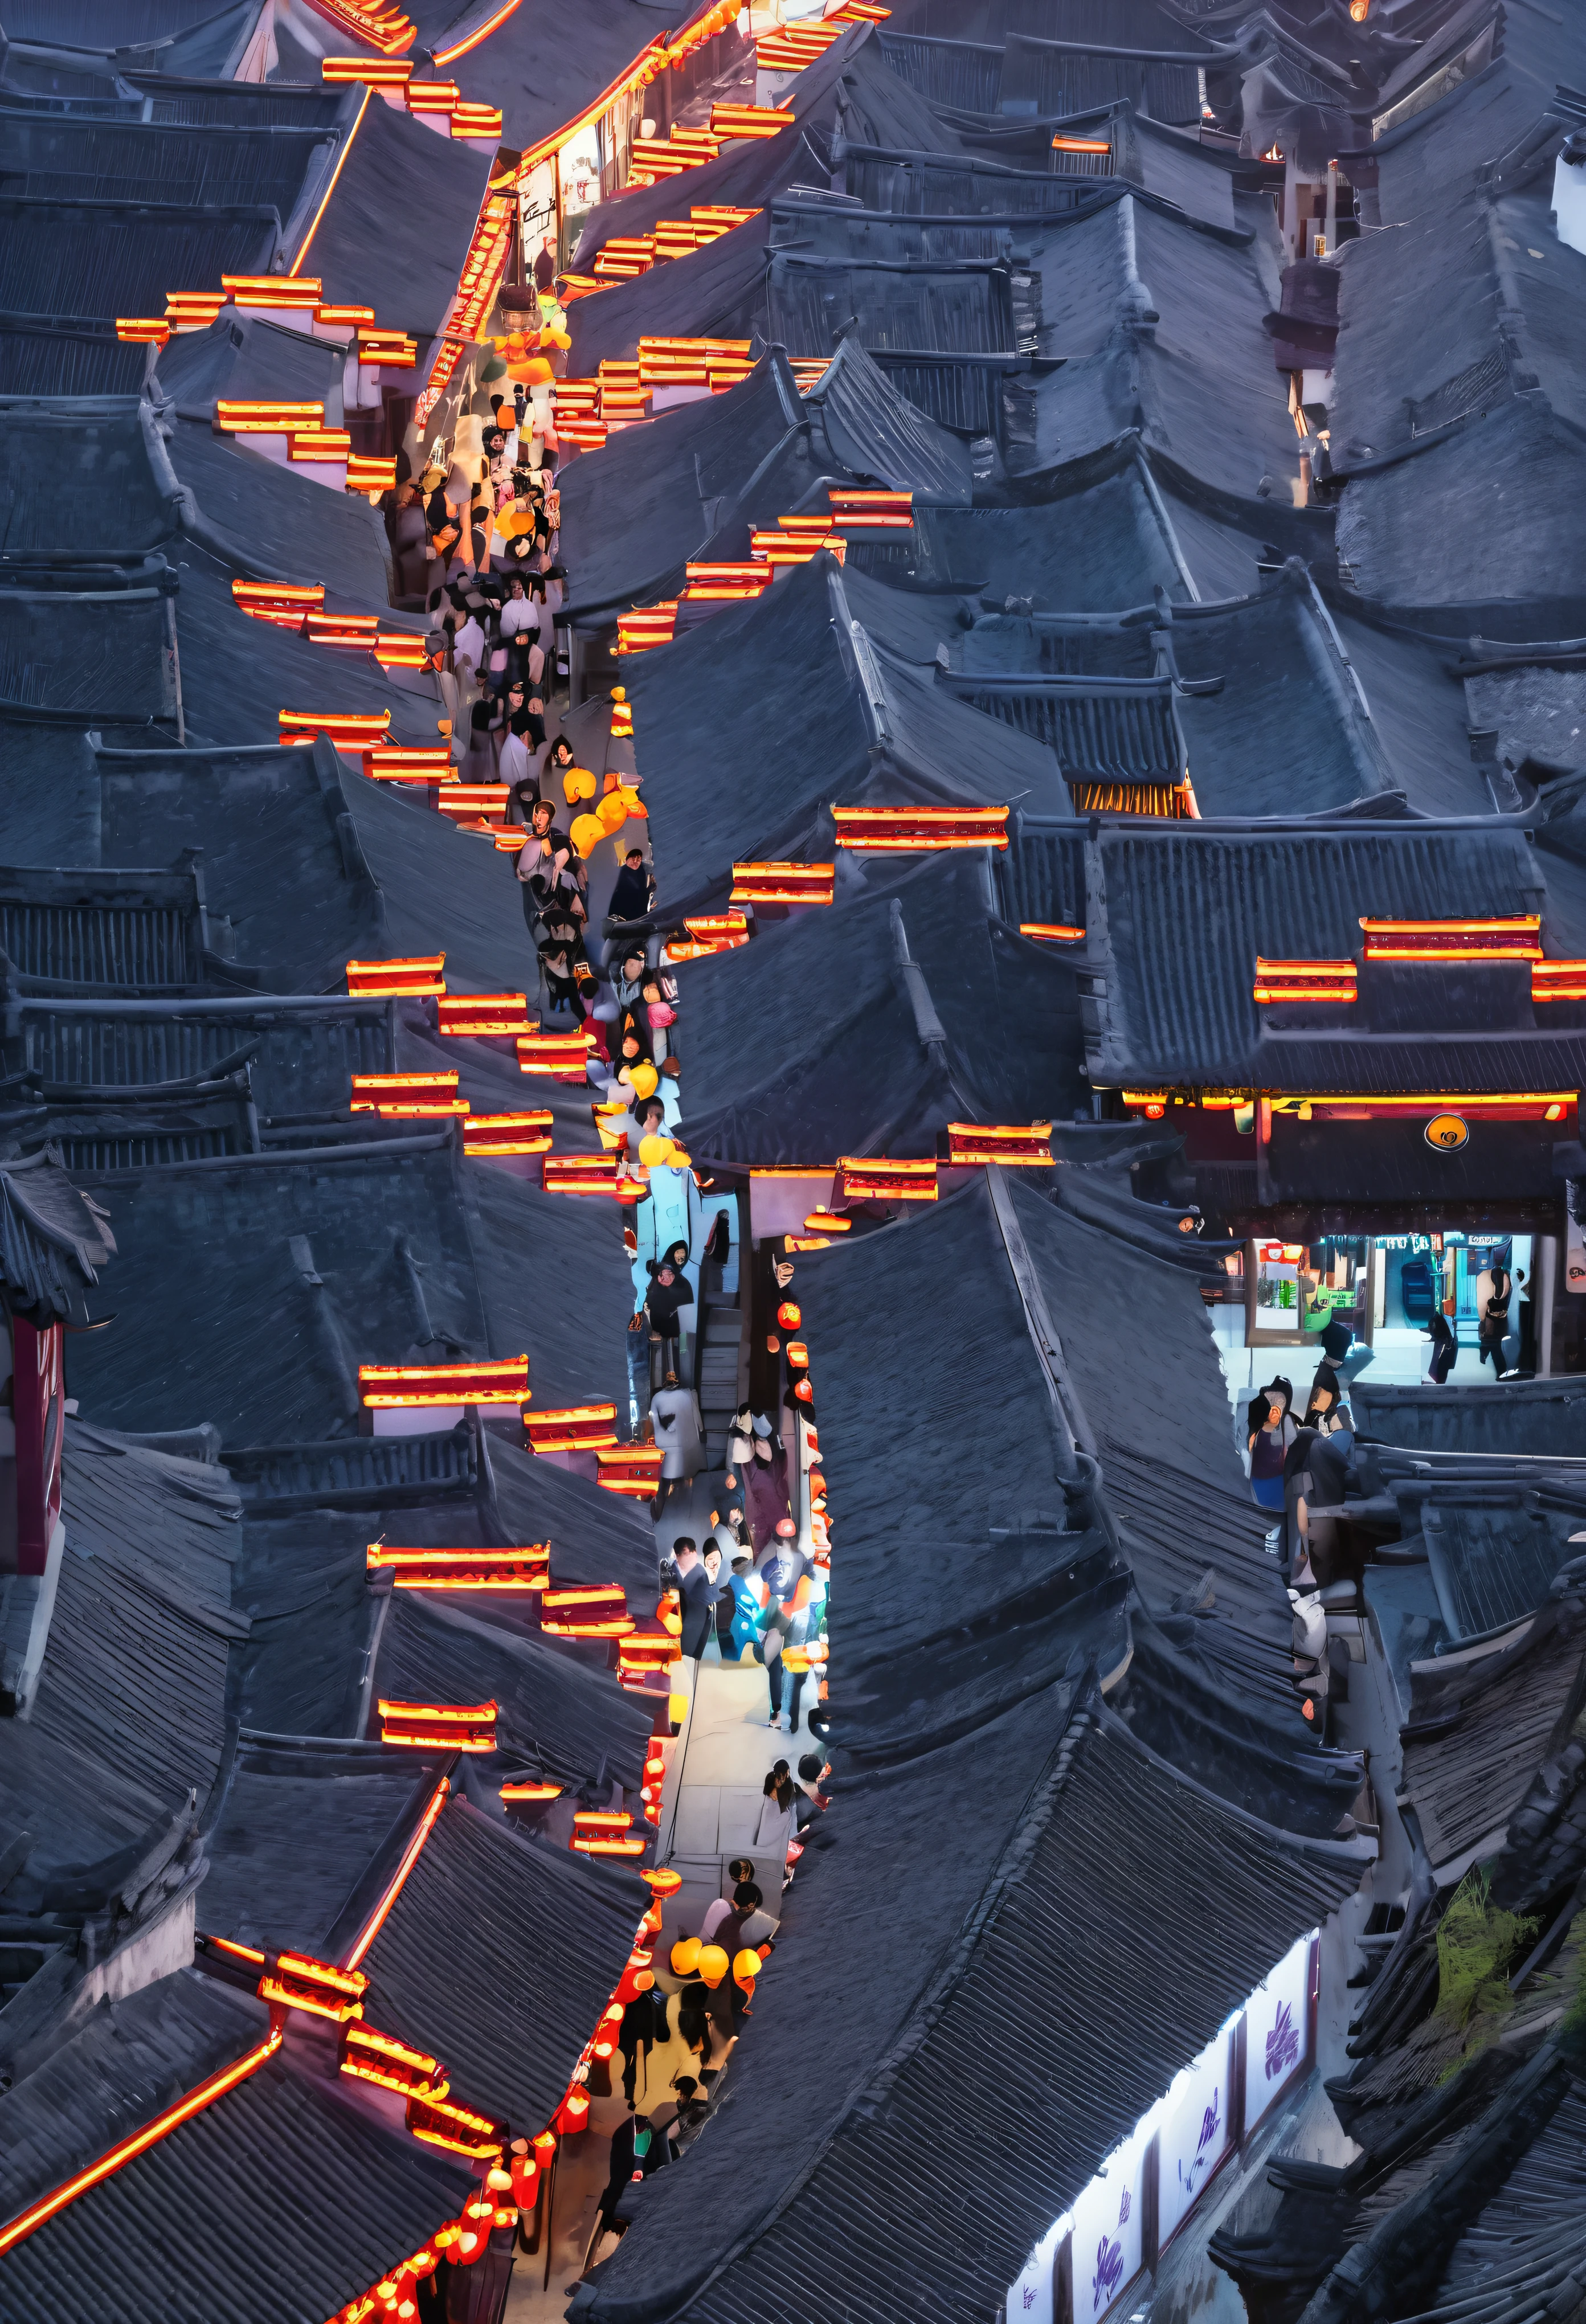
[794,1378,814,1403]
[697,1944,729,1989]
[733,1948,759,1992]
[643,1867,682,1897]
[671,1936,701,1977]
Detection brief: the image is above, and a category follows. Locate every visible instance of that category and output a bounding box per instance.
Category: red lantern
[558,2084,591,2134]
[794,1378,814,1402]
[776,1301,801,1329]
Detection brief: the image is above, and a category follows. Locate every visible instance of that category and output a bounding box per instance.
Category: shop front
[1242,1229,1546,1377]
[1120,1089,1576,1240]
[1118,1090,1571,1380]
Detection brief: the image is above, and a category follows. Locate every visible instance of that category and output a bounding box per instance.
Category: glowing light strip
[1295,1091,1576,1115]
[407,2093,507,2157]
[1253,961,1357,1004]
[1019,923,1084,942]
[343,1775,450,1972]
[203,1934,267,1964]
[840,1159,938,1200]
[367,1545,548,1569]
[385,1712,493,1748]
[832,807,1008,850]
[1358,914,1542,961]
[433,0,521,64]
[341,2023,447,2098]
[1255,988,1358,1004]
[0,2030,283,2256]
[293,83,372,276]
[358,1356,528,1406]
[947,1124,1053,1165]
[258,1951,369,2020]
[462,1114,555,1153]
[1534,961,1586,1000]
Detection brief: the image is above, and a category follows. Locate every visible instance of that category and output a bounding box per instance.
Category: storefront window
[521,156,556,282]
[1243,1933,1313,2135]
[1068,2125,1148,2324]
[1248,1237,1370,1347]
[1157,2024,1233,2248]
[557,124,602,264]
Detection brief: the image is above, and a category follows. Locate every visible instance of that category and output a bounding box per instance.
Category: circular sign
[1424,1112,1470,1153]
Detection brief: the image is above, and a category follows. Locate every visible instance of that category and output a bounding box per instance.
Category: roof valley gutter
[985,1165,1089,1482]
[635,1688,1101,2324]
[341,1765,456,1970]
[1131,437,1202,606]
[292,81,371,276]
[0,2028,284,2260]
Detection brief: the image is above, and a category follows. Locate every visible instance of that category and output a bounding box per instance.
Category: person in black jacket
[582,2108,672,2273]
[644,1257,693,1380]
[610,848,655,924]
[616,1987,669,2106]
[1425,1306,1457,1384]
[673,1537,723,1660]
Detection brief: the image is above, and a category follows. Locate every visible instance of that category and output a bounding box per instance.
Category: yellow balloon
[670,1937,701,1978]
[595,791,628,833]
[696,1944,729,1989]
[638,1134,671,1168]
[665,1145,690,1169]
[628,1061,659,1099]
[570,813,604,857]
[563,766,596,803]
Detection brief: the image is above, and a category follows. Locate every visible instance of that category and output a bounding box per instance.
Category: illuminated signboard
[1005,1930,1317,2324]
[1242,1930,1313,2137]
[1068,2127,1148,2324]
[1156,2023,1233,2248]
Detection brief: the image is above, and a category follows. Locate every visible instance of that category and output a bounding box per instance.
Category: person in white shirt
[753,1764,796,1887]
[650,1378,704,1483]
[500,575,537,640]
[452,609,485,689]
[500,721,534,793]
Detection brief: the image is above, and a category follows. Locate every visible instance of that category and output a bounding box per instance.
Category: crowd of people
[430,300,839,2270]
[667,1417,831,1735]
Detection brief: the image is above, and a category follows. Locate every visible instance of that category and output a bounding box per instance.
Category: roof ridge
[603,1681,1093,2324]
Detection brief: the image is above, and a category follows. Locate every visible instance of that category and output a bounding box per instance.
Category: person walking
[581,2108,672,2276]
[1248,1393,1288,1513]
[651,1374,704,1492]
[644,1257,694,1384]
[754,1519,813,1729]
[672,1537,723,1662]
[1425,1306,1457,1383]
[1477,1261,1512,1374]
[742,1420,790,1550]
[753,1761,798,1891]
